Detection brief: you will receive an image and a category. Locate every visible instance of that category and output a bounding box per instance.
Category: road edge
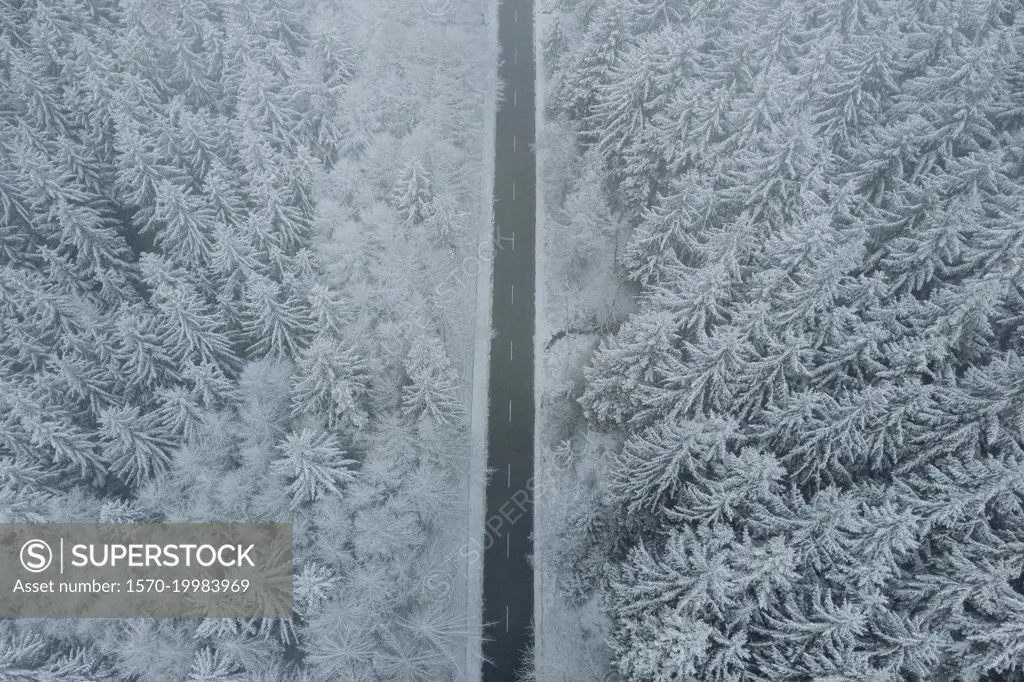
[466,0,500,679]
[532,0,548,679]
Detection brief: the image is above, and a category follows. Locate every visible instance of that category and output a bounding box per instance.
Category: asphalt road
[482,0,535,678]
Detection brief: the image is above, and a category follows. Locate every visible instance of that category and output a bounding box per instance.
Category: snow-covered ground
[465,2,500,680]
[534,3,635,680]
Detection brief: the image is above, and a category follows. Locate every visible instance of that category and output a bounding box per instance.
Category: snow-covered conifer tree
[270,428,356,509]
[401,335,464,426]
[392,159,434,227]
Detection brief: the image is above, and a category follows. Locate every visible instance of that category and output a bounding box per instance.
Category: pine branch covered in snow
[550,0,1024,678]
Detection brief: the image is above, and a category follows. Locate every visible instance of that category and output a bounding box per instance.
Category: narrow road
[482,0,535,678]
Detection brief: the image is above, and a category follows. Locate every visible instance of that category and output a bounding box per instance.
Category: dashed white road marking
[506,605,510,632]
[512,182,516,201]
[513,135,516,152]
[511,284,515,303]
[510,339,513,361]
[508,399,512,422]
[506,533,510,558]
[514,47,517,64]
[507,463,511,486]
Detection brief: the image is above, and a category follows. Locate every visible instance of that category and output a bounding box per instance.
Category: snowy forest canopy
[545,0,1024,680]
[0,0,486,679]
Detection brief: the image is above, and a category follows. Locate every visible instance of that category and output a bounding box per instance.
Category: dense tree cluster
[547,0,1024,679]
[0,0,483,678]
[1,0,338,497]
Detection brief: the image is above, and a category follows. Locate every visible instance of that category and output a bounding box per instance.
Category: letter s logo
[20,539,52,573]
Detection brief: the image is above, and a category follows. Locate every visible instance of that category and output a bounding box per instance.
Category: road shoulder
[466,0,500,679]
